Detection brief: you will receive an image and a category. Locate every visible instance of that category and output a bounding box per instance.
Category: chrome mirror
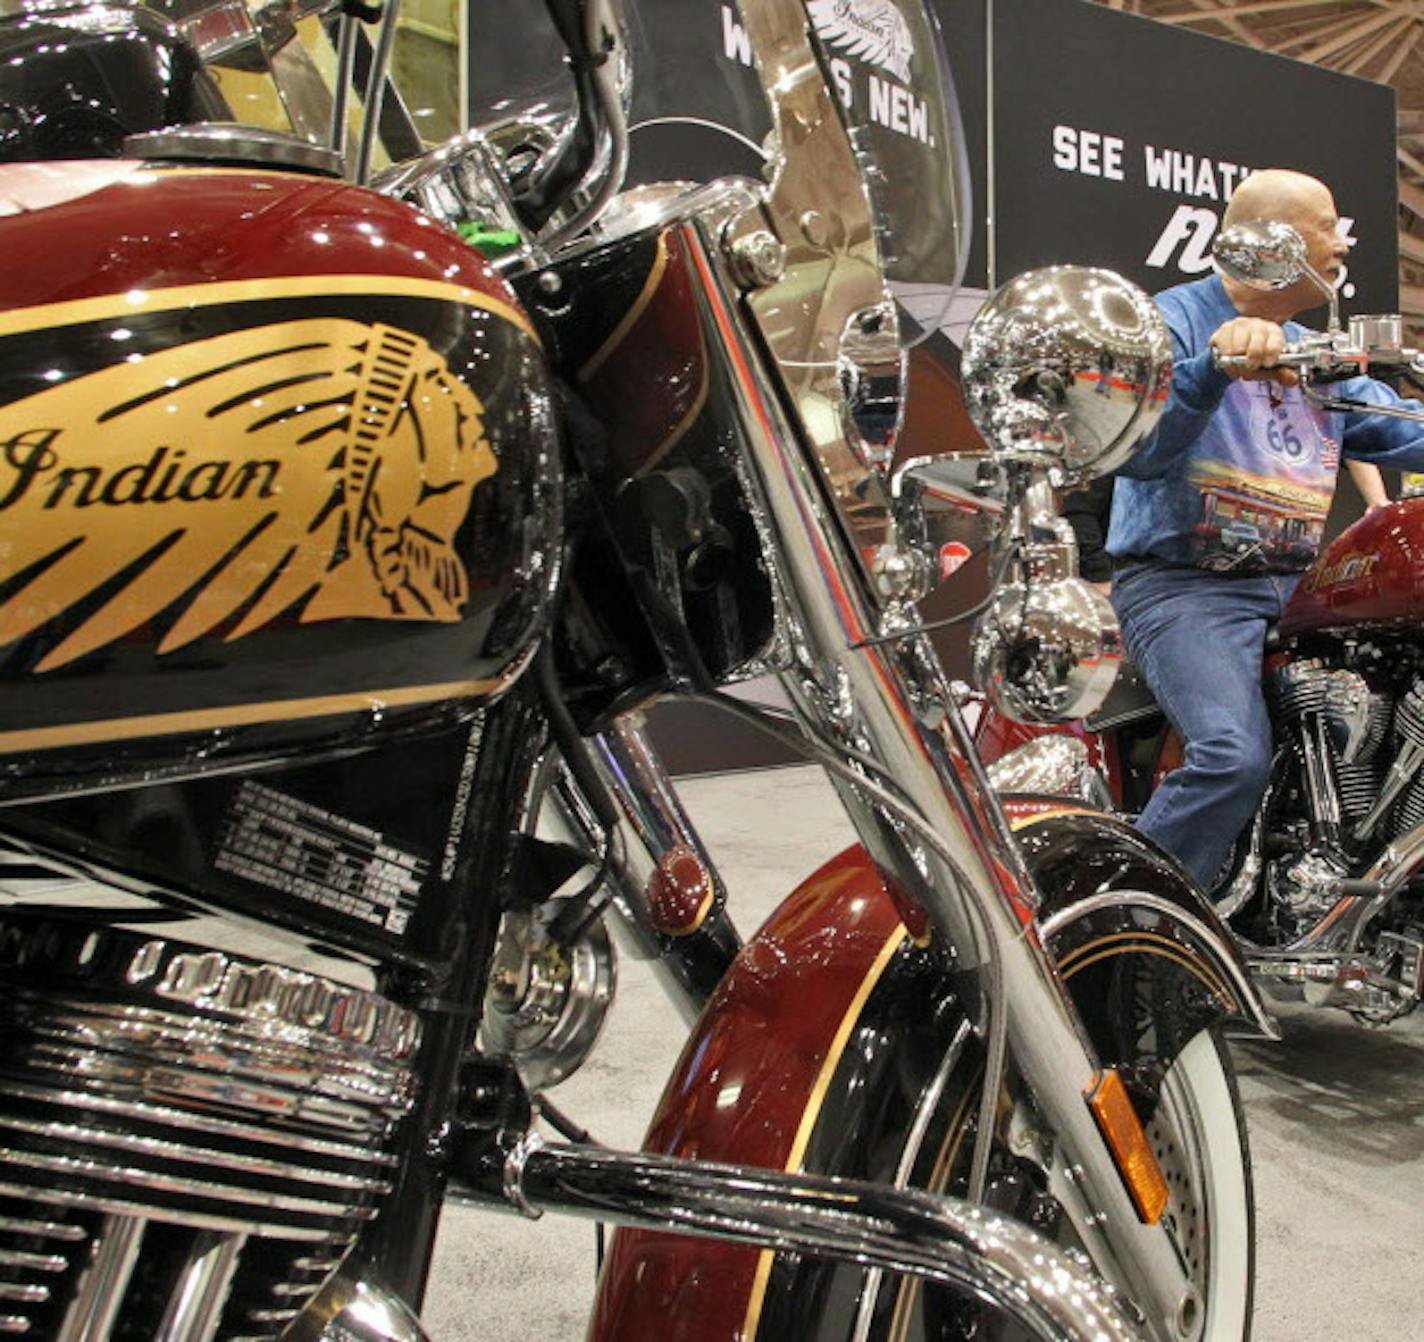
[960,267,1171,483]
[1211,218,1307,290]
[1212,218,1340,331]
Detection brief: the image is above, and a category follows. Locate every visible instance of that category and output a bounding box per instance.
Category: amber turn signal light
[1086,1069,1170,1225]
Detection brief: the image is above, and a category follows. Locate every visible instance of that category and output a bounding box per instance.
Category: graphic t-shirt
[1108,274,1424,572]
[1183,379,1338,570]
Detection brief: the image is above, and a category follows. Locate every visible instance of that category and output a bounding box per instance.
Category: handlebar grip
[1212,348,1312,373]
[1334,878,1384,899]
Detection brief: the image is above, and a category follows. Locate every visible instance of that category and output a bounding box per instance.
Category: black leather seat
[1085,658,1164,732]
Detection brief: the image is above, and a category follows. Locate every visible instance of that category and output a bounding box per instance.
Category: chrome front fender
[1004,798,1278,1047]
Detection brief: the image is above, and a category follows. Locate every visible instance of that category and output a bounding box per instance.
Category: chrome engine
[1270,659,1424,848]
[1255,658,1424,1020]
[0,895,420,1341]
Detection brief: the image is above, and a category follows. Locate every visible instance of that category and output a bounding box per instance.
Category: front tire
[1149,1029,1253,1341]
[754,979,1253,1342]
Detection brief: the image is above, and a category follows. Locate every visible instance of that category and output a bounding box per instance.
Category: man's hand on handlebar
[1209,317,1301,386]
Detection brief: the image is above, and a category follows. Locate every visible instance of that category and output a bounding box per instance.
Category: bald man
[1107,169,1424,890]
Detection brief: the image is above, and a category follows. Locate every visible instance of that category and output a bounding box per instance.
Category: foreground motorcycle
[0,0,1269,1338]
[976,218,1424,1029]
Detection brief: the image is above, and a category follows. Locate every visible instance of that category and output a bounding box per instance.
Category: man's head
[1221,169,1348,319]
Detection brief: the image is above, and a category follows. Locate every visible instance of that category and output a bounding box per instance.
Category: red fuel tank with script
[0,161,559,799]
[1279,497,1424,639]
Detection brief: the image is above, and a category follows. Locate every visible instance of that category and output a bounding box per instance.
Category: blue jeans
[1110,564,1300,888]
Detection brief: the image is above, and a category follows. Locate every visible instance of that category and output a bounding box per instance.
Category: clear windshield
[802,0,972,349]
[163,0,970,354]
[464,0,969,350]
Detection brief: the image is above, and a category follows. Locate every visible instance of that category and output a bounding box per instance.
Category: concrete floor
[423,766,1424,1341]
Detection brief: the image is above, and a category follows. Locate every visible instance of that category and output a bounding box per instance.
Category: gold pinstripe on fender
[741,925,908,1340]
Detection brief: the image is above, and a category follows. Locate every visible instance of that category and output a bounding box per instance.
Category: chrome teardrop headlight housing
[960,266,1171,482]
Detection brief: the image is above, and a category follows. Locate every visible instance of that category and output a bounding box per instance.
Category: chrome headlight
[960,266,1171,481]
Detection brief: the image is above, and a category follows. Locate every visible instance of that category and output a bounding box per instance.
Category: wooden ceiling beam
[1400,229,1424,264]
[1339,12,1412,70]
[1152,0,1372,21]
[1401,144,1424,180]
[1166,0,1267,47]
[1273,5,1399,54]
[1300,7,1407,64]
[1378,20,1422,79]
[1400,282,1424,316]
[1401,179,1424,218]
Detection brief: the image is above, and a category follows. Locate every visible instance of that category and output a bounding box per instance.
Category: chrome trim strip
[54,1214,144,1342]
[0,1119,391,1194]
[0,1251,65,1274]
[0,1083,400,1166]
[125,126,343,177]
[0,1283,49,1302]
[0,1183,333,1245]
[1037,891,1275,1040]
[0,1150,370,1220]
[0,1218,87,1242]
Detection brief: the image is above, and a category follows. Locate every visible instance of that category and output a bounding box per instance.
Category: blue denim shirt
[1107,274,1424,571]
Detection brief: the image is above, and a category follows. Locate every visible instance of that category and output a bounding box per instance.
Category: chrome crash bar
[306,1142,1145,1342]
[495,1141,1145,1342]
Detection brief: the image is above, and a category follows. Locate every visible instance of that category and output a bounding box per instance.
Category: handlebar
[1213,343,1404,378]
[1212,314,1424,425]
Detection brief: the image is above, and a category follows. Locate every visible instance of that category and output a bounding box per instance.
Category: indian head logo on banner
[0,318,497,672]
[806,0,915,83]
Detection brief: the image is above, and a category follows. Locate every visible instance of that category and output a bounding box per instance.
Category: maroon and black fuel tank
[1279,496,1424,639]
[0,160,560,800]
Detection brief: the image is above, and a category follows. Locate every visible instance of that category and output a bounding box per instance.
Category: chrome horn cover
[985,733,1111,807]
[960,266,1171,481]
[971,565,1122,725]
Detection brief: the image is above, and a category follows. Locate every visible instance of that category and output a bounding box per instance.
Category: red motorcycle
[0,1,1267,1339]
[975,222,1424,1027]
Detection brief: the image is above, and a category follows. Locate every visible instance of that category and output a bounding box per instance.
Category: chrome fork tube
[591,713,727,897]
[544,713,740,1024]
[680,218,1194,1339]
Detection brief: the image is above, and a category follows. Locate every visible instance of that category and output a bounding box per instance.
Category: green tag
[457,222,521,256]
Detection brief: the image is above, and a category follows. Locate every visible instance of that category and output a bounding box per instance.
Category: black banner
[465,0,1396,311]
[985,0,1398,316]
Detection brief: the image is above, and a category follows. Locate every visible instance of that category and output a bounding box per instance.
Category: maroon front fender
[588,846,911,1342]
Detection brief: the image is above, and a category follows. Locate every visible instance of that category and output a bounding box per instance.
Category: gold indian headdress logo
[0,317,498,672]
